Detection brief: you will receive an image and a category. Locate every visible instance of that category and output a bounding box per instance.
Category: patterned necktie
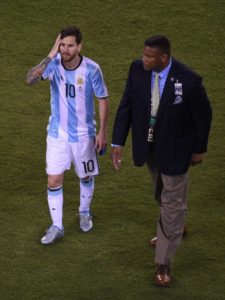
[151,73,160,117]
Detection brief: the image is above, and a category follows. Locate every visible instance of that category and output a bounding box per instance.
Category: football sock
[47,186,63,229]
[79,176,94,214]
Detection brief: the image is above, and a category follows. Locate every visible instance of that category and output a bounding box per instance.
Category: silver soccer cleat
[41,225,64,245]
[79,213,93,232]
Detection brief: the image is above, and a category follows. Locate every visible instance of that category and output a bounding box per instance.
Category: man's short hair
[144,35,171,56]
[60,26,82,44]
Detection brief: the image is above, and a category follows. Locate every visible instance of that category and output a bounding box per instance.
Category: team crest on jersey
[77,77,84,85]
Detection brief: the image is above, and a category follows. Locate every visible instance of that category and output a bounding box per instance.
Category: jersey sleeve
[92,66,108,99]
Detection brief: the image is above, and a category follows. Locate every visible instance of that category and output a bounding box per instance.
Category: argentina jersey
[42,54,108,142]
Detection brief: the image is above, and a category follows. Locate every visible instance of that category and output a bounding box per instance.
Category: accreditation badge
[174,82,183,95]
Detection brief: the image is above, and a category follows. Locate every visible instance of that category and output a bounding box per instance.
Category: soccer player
[26,26,109,244]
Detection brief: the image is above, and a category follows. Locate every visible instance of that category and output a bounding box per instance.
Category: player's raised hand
[26,34,61,85]
[48,34,61,59]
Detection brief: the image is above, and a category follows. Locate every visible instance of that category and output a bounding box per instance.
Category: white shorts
[46,136,99,178]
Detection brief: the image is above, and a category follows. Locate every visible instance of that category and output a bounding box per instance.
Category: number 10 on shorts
[82,160,95,173]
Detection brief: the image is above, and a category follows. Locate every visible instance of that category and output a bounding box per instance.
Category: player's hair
[60,26,82,44]
[144,35,171,56]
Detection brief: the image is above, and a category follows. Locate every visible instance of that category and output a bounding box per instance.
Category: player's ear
[78,43,82,52]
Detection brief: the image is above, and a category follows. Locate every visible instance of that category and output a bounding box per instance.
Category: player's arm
[26,34,61,85]
[95,98,109,152]
[26,57,52,85]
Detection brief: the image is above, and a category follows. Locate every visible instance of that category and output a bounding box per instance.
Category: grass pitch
[0,1,225,299]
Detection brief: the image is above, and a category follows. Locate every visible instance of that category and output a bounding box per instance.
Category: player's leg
[41,136,71,244]
[47,174,64,230]
[78,175,95,232]
[71,138,99,232]
[79,175,95,215]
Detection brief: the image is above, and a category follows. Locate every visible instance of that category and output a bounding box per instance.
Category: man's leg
[78,176,95,232]
[41,136,70,245]
[79,176,95,214]
[47,174,64,229]
[154,173,188,285]
[71,138,99,232]
[41,174,65,245]
[146,158,187,247]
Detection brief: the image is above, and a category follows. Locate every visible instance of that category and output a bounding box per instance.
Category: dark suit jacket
[112,58,212,175]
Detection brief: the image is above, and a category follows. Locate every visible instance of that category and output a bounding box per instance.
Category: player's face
[59,36,82,62]
[142,46,168,72]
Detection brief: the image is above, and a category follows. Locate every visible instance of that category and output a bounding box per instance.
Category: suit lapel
[143,69,152,110]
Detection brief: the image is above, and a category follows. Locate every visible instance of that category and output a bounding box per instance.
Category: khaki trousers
[146,155,188,265]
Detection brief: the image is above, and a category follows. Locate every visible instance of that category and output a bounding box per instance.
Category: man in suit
[111,35,212,286]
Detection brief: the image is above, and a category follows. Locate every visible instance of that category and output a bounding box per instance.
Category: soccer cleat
[79,212,93,232]
[41,225,64,245]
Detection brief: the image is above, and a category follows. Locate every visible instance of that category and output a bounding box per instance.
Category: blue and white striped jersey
[42,54,108,142]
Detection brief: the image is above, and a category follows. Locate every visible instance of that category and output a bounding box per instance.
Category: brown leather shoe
[149,236,157,247]
[149,225,188,247]
[154,264,171,287]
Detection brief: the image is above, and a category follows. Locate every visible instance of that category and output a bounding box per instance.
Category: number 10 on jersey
[65,83,76,98]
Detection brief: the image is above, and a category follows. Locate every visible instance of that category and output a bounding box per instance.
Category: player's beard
[61,53,76,63]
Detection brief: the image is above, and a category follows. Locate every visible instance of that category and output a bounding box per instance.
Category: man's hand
[111,146,122,171]
[48,34,61,59]
[26,34,61,85]
[95,98,109,154]
[95,130,107,153]
[191,153,204,166]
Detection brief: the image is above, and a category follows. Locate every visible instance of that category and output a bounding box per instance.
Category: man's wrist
[47,55,53,60]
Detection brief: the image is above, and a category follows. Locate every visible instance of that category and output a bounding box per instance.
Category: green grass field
[0,0,225,299]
